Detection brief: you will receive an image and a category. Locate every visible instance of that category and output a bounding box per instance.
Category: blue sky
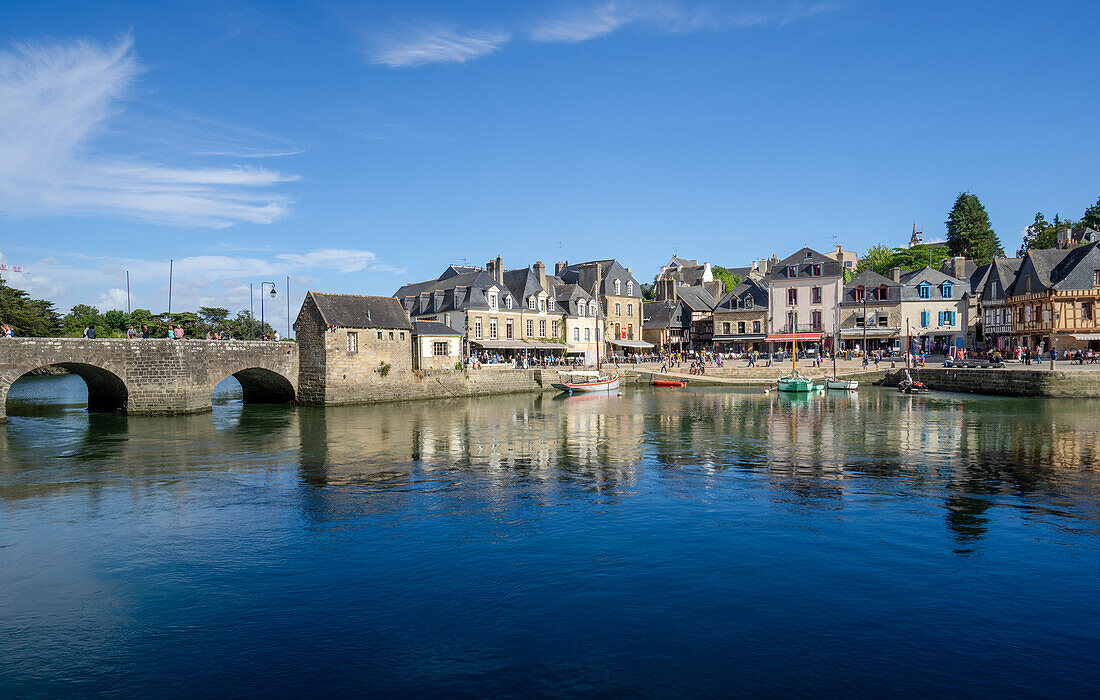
[1,0,1098,331]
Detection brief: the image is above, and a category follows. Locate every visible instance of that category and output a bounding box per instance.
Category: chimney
[709,279,724,299]
[485,259,495,281]
[657,276,677,301]
[494,255,504,284]
[952,256,966,280]
[578,262,599,296]
[890,267,901,283]
[555,260,567,276]
[534,260,547,292]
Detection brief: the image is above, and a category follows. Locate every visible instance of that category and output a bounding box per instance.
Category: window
[918,282,930,299]
[528,296,537,310]
[991,281,998,297]
[376,331,382,340]
[551,321,558,337]
[614,279,622,295]
[1095,270,1100,287]
[627,281,633,296]
[627,324,634,340]
[1025,276,1032,293]
[585,328,591,342]
[941,281,953,297]
[574,327,580,341]
[811,311,822,330]
[615,302,621,315]
[811,287,822,304]
[745,297,753,309]
[475,319,482,339]
[877,285,889,301]
[855,315,865,328]
[627,304,633,317]
[347,331,358,353]
[614,323,621,339]
[787,288,798,305]
[388,331,394,340]
[845,260,853,268]
[811,264,822,277]
[738,321,746,334]
[506,320,513,339]
[548,298,555,311]
[526,319,533,336]
[433,341,448,356]
[878,316,888,328]
[539,298,545,312]
[1025,306,1032,323]
[855,285,865,302]
[753,321,760,333]
[505,296,513,309]
[488,293,497,309]
[787,265,797,278]
[540,320,546,337]
[921,311,929,327]
[723,322,731,334]
[400,332,405,341]
[937,311,945,326]
[1084,302,1094,321]
[489,319,497,339]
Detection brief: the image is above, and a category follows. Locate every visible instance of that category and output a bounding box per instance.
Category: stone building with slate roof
[1008,241,1100,352]
[896,266,968,353]
[712,277,769,352]
[293,292,414,405]
[766,247,845,347]
[558,259,650,356]
[411,321,462,371]
[838,270,903,352]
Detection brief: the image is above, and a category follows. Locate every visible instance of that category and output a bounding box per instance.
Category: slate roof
[840,270,901,304]
[307,292,411,330]
[438,265,482,280]
[668,256,698,267]
[716,277,768,311]
[502,267,544,303]
[1049,241,1100,291]
[1009,248,1073,295]
[769,248,843,280]
[412,321,462,336]
[662,264,707,286]
[558,259,642,298]
[898,267,965,301]
[675,285,716,312]
[982,257,1022,301]
[721,266,752,280]
[642,300,689,330]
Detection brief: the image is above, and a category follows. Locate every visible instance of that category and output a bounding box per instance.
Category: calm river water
[2,374,1100,697]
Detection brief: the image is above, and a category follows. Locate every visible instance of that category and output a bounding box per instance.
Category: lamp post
[862,289,868,360]
[260,282,276,340]
[1050,312,1059,371]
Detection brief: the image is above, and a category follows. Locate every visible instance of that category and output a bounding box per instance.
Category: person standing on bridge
[141,324,150,339]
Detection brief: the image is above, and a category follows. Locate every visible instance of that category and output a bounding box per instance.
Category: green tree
[198,306,230,326]
[712,266,742,293]
[855,244,893,276]
[0,276,62,336]
[889,243,952,272]
[1019,212,1058,255]
[103,309,128,332]
[62,304,105,336]
[1081,196,1100,230]
[945,192,1003,264]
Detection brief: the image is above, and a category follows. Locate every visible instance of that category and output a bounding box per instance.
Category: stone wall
[878,367,1100,397]
[318,325,414,405]
[1,337,298,421]
[313,364,550,406]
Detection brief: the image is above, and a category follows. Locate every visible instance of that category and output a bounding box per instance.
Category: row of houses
[292,229,1100,389]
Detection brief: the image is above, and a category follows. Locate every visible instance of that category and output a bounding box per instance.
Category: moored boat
[652,379,686,387]
[825,378,858,391]
[552,371,620,394]
[777,372,818,393]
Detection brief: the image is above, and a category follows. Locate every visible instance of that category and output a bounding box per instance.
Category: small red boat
[652,380,686,388]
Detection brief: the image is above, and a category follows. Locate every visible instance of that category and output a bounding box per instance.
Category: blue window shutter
[951,311,956,325]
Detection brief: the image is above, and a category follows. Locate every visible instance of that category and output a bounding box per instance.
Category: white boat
[551,371,620,394]
[825,378,858,391]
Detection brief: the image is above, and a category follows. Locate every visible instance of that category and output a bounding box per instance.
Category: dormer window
[505,296,513,309]
[528,296,537,310]
[855,285,865,302]
[787,265,797,278]
[745,297,753,309]
[941,281,953,297]
[614,279,622,295]
[811,264,822,277]
[627,281,633,296]
[548,298,555,311]
[918,282,931,299]
[488,292,497,309]
[578,302,585,317]
[805,252,813,259]
[877,285,888,300]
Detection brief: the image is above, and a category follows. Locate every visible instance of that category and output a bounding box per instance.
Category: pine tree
[945,192,1004,264]
[1082,196,1100,230]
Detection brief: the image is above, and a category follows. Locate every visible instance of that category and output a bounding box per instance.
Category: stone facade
[0,337,298,422]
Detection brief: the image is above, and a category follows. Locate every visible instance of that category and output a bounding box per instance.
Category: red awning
[764,333,824,342]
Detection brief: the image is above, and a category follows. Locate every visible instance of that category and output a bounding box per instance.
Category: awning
[524,341,565,350]
[839,328,900,338]
[1071,334,1100,341]
[764,332,823,342]
[470,339,528,349]
[609,339,655,349]
[712,334,767,342]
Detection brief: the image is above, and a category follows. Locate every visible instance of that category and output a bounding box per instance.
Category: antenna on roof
[460,257,468,266]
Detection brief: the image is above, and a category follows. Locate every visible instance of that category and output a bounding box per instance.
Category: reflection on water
[2,378,1100,696]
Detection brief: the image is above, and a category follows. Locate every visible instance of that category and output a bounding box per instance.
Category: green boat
[777,372,818,393]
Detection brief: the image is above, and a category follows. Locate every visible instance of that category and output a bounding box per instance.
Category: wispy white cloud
[0,35,298,227]
[368,25,511,68]
[369,1,844,67]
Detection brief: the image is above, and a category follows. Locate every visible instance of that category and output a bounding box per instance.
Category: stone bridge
[0,338,298,422]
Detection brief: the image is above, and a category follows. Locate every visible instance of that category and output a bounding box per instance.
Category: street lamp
[260,282,276,340]
[1050,312,1059,370]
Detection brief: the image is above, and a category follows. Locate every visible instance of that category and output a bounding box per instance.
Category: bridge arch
[212,367,296,406]
[3,362,129,417]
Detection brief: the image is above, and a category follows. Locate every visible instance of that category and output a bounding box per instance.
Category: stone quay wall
[0,337,298,421]
[311,364,553,406]
[877,367,1100,397]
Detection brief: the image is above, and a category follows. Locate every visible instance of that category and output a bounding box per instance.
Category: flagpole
[168,259,173,317]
